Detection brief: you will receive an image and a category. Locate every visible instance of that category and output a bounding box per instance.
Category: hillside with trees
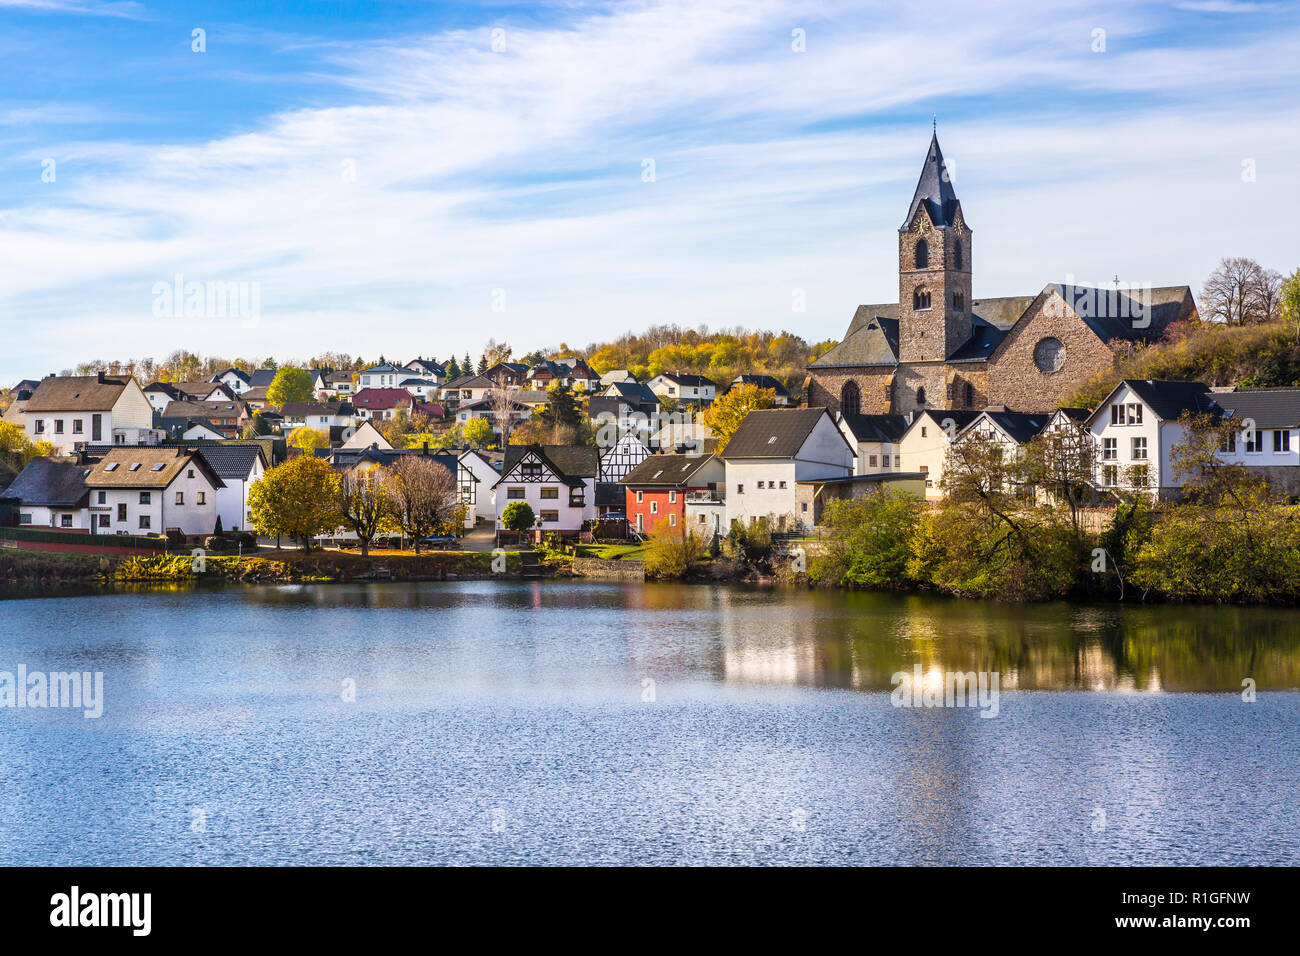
[1069,258,1300,409]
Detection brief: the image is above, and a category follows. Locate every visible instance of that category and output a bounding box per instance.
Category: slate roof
[811,284,1193,369]
[329,444,458,476]
[723,408,833,459]
[211,367,250,385]
[0,458,89,507]
[194,444,266,479]
[619,453,719,488]
[171,380,233,399]
[24,374,132,412]
[1211,388,1300,429]
[840,412,908,444]
[279,401,348,419]
[965,410,1052,445]
[499,445,599,486]
[442,374,495,390]
[729,374,789,395]
[603,381,660,404]
[901,409,984,441]
[654,372,717,388]
[903,131,962,229]
[1086,380,1220,426]
[85,447,225,489]
[159,400,245,420]
[248,369,278,388]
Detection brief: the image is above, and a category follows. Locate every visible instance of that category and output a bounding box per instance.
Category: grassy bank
[99,549,524,583]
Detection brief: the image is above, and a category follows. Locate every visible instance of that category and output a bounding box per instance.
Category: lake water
[1,581,1298,865]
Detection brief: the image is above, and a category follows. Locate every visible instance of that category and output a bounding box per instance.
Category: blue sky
[2,0,1299,381]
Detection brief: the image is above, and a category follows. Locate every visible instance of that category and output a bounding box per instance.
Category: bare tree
[388,456,460,552]
[487,386,523,446]
[337,465,393,557]
[1201,257,1277,326]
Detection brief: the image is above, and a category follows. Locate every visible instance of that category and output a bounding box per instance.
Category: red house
[351,388,414,421]
[619,453,725,535]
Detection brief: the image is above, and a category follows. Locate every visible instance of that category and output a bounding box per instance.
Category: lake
[1,580,1298,865]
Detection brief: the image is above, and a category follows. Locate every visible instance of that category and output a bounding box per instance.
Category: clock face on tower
[1034,337,1066,373]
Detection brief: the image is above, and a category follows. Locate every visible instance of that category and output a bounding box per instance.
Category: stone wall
[984,289,1116,411]
[572,556,646,581]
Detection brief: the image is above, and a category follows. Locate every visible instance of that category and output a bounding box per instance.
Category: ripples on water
[1,581,1297,865]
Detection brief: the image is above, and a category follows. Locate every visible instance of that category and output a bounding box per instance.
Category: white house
[194,445,268,533]
[339,421,391,450]
[358,363,408,390]
[279,402,355,432]
[405,357,445,385]
[85,447,225,537]
[598,431,652,483]
[647,372,717,405]
[836,412,908,475]
[493,445,598,536]
[1,458,91,531]
[955,409,1051,458]
[456,448,502,528]
[1086,380,1222,495]
[896,409,983,499]
[399,377,440,401]
[211,368,252,395]
[1088,381,1300,496]
[722,407,854,531]
[24,373,154,454]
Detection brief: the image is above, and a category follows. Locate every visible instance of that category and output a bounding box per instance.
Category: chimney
[97,371,105,383]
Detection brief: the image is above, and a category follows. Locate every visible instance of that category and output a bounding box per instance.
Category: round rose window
[1034,337,1065,373]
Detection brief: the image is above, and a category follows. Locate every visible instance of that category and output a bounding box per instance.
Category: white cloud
[1,0,1299,378]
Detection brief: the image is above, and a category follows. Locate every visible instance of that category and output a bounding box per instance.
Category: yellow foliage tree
[248,456,341,551]
[699,384,776,452]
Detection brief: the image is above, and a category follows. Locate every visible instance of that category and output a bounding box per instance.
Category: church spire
[902,130,960,229]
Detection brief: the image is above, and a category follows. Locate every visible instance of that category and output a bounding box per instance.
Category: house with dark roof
[897,408,984,499]
[1087,380,1300,496]
[619,453,724,535]
[728,375,790,405]
[84,446,224,537]
[0,458,91,531]
[956,408,1051,455]
[647,372,718,406]
[493,445,599,536]
[158,399,249,439]
[808,132,1197,419]
[211,367,252,395]
[357,363,408,390]
[836,412,909,475]
[24,373,155,454]
[404,357,446,383]
[721,407,854,530]
[193,444,268,533]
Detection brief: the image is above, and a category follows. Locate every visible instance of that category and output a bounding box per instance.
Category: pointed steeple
[902,131,960,229]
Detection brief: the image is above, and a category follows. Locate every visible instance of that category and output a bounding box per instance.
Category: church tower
[896,131,973,363]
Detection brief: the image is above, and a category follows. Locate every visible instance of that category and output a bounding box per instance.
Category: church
[806,132,1198,416]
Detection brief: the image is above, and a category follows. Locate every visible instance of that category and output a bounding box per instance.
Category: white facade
[17,505,91,531]
[724,413,853,530]
[494,451,596,533]
[89,466,221,536]
[1088,384,1176,492]
[26,378,153,455]
[214,370,250,395]
[898,412,963,500]
[458,449,500,525]
[213,457,266,533]
[648,374,716,404]
[358,366,404,389]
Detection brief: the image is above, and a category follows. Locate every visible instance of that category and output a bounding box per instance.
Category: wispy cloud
[1,0,1298,378]
[0,0,147,19]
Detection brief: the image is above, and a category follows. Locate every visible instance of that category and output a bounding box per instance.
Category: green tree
[248,456,341,551]
[267,366,315,407]
[810,490,924,587]
[1279,268,1300,338]
[501,501,535,534]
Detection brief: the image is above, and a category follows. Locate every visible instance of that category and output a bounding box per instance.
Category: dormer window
[914,239,929,269]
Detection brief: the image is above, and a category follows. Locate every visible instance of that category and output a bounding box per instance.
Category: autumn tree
[1280,269,1300,338]
[248,456,341,551]
[267,366,315,407]
[463,416,495,448]
[287,426,330,454]
[388,456,460,552]
[700,384,776,452]
[337,466,394,557]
